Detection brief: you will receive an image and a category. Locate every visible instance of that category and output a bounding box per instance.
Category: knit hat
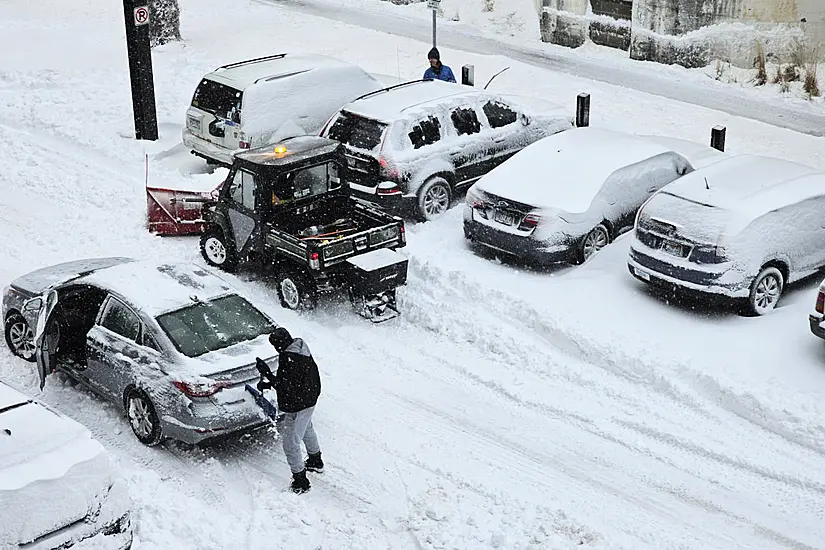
[427,47,440,61]
[269,327,293,351]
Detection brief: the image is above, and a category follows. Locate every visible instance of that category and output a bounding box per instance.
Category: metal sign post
[427,0,440,47]
[122,0,158,141]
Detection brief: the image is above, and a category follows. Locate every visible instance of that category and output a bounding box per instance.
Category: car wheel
[416,177,452,222]
[275,269,318,311]
[746,266,784,316]
[4,313,36,362]
[125,388,163,446]
[575,224,609,264]
[200,228,238,272]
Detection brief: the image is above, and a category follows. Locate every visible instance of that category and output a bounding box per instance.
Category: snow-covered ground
[1,0,825,548]
[265,0,825,137]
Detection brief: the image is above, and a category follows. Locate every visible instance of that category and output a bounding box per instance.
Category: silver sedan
[2,258,278,446]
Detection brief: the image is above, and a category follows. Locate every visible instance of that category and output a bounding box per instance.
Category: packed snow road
[2,0,825,547]
[257,0,825,137]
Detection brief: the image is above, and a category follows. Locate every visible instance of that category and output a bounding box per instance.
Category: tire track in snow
[404,252,825,459]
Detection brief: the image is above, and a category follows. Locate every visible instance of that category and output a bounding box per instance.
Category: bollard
[710,126,726,152]
[576,93,590,128]
[461,64,475,86]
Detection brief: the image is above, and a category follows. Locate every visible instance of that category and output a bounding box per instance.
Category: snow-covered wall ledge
[540,0,822,69]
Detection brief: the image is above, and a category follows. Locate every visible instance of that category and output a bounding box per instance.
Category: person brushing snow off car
[423,47,456,83]
[256,327,323,494]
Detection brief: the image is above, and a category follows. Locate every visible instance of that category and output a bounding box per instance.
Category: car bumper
[809,313,825,339]
[160,389,270,445]
[348,181,409,211]
[463,210,572,264]
[181,129,234,165]
[627,245,749,298]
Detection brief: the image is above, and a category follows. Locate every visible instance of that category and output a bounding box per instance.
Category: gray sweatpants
[279,407,321,473]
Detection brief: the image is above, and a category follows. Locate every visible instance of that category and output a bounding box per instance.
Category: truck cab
[200,135,408,322]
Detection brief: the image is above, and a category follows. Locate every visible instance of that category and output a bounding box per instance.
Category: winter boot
[305,452,324,473]
[291,469,310,494]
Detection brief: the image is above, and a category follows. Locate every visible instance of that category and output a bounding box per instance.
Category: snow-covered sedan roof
[475,127,676,212]
[343,79,493,122]
[661,154,825,217]
[77,260,235,317]
[8,257,135,296]
[207,53,361,90]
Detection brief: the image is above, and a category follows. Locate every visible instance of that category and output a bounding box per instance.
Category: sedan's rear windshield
[191,78,242,117]
[156,294,273,357]
[327,112,386,151]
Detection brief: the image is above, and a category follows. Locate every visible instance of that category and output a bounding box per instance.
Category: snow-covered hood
[0,384,123,545]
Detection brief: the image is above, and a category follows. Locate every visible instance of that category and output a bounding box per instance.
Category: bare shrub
[753,40,767,85]
[482,0,495,12]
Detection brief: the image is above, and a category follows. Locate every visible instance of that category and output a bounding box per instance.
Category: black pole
[576,93,590,127]
[711,125,726,152]
[122,0,158,141]
[461,65,475,86]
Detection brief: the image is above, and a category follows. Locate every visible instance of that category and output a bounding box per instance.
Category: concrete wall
[540,0,825,68]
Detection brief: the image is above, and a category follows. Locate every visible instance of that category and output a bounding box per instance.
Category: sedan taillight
[172,379,230,397]
[816,291,825,314]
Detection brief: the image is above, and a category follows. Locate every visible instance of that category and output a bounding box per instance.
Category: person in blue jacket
[423,47,456,83]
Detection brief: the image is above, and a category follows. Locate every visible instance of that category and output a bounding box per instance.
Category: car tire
[200,228,238,272]
[575,224,610,264]
[125,388,163,446]
[745,266,784,316]
[275,269,318,311]
[416,177,452,222]
[4,313,36,362]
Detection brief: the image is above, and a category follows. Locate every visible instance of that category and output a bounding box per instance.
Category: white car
[182,53,383,166]
[629,154,825,315]
[0,381,132,549]
[463,127,725,264]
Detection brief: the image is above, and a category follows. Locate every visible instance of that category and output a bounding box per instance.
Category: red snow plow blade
[146,186,214,236]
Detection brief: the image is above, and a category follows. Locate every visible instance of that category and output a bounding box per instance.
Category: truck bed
[263,194,404,269]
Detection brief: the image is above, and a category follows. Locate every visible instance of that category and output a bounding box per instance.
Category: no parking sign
[134,5,149,26]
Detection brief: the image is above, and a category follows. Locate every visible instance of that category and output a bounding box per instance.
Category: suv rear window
[327,113,386,151]
[191,79,242,117]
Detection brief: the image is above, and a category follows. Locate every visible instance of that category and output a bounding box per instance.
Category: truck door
[225,168,260,256]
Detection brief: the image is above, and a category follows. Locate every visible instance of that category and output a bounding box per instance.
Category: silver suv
[320,79,573,221]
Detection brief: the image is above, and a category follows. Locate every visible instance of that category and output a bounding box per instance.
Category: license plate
[634,267,651,281]
[188,116,201,130]
[494,210,515,225]
[662,241,683,257]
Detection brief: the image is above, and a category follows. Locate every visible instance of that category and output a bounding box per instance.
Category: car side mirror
[23,297,42,312]
[521,113,531,126]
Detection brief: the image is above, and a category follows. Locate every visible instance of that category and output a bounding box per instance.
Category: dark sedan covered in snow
[463,127,725,265]
[2,258,279,445]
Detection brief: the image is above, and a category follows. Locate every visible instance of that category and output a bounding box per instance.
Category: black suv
[321,79,573,221]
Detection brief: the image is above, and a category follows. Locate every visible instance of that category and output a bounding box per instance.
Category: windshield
[156,294,274,358]
[191,78,242,117]
[327,112,386,151]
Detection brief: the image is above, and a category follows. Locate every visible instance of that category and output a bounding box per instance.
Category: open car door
[33,289,59,390]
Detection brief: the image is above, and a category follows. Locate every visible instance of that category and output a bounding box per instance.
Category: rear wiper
[0,400,32,415]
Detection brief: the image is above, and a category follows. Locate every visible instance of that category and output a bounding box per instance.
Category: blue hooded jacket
[423,64,456,83]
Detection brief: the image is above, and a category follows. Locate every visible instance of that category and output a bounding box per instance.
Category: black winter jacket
[274,338,321,413]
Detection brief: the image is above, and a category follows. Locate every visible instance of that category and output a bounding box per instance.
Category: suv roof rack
[350,79,430,103]
[218,53,288,71]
